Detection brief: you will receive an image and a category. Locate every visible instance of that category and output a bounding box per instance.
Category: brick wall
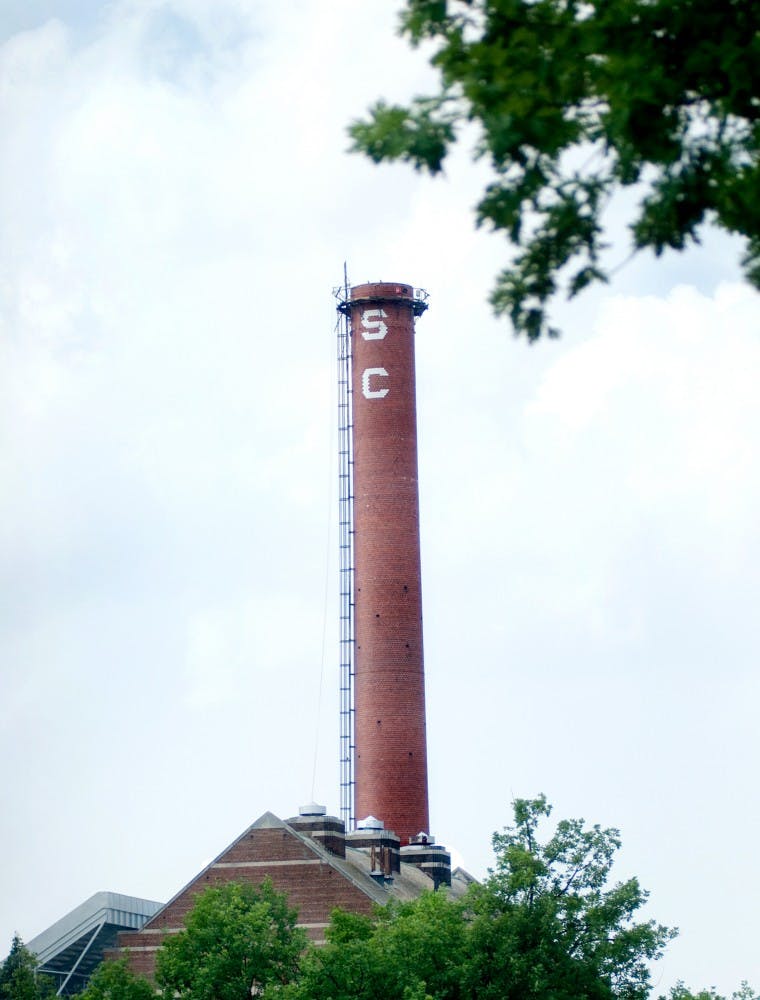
[112,816,376,980]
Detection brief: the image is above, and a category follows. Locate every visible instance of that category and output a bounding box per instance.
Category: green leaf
[349,0,760,339]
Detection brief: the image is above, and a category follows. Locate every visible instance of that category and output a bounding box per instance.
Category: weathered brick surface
[349,282,430,845]
[284,815,346,859]
[118,951,159,978]
[114,820,376,981]
[217,828,317,865]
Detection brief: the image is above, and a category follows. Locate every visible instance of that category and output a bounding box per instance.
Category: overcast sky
[1,1,758,995]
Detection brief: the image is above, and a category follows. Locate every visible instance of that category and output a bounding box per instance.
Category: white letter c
[362,367,389,399]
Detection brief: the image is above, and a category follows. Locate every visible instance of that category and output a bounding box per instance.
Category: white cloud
[528,282,760,532]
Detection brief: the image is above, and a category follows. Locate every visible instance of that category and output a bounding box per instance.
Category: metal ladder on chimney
[336,273,355,831]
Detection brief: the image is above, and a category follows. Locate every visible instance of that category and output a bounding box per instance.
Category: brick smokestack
[347,281,429,846]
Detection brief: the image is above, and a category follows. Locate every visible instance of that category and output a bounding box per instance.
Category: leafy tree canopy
[0,935,55,1000]
[264,891,466,1000]
[465,794,676,1000]
[0,934,55,1000]
[77,958,154,1000]
[154,881,305,1000]
[663,982,760,1000]
[266,795,676,1000]
[349,0,760,340]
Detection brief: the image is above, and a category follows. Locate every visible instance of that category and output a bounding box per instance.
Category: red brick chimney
[346,281,430,846]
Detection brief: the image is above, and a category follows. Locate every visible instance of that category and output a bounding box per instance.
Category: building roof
[141,811,469,924]
[28,892,162,995]
[115,810,471,981]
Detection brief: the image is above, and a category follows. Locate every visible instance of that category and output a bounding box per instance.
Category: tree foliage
[368,893,467,1000]
[465,794,676,1000]
[663,982,760,1000]
[267,891,467,1000]
[265,796,676,1000]
[0,936,55,1000]
[154,881,305,1000]
[349,0,760,340]
[77,958,154,1000]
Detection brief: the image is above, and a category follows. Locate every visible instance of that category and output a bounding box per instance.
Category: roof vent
[410,831,433,845]
[299,801,327,817]
[357,815,384,831]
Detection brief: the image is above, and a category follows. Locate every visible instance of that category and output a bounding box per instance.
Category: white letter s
[361,309,388,340]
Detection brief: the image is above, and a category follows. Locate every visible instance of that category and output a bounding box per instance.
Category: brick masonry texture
[349,282,430,844]
[112,817,377,980]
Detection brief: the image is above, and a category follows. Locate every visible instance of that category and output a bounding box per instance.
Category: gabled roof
[114,809,471,982]
[139,809,469,936]
[140,810,390,931]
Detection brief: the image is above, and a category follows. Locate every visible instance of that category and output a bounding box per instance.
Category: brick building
[114,806,470,979]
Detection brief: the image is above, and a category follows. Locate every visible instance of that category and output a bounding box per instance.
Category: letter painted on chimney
[362,367,389,399]
[361,309,388,340]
